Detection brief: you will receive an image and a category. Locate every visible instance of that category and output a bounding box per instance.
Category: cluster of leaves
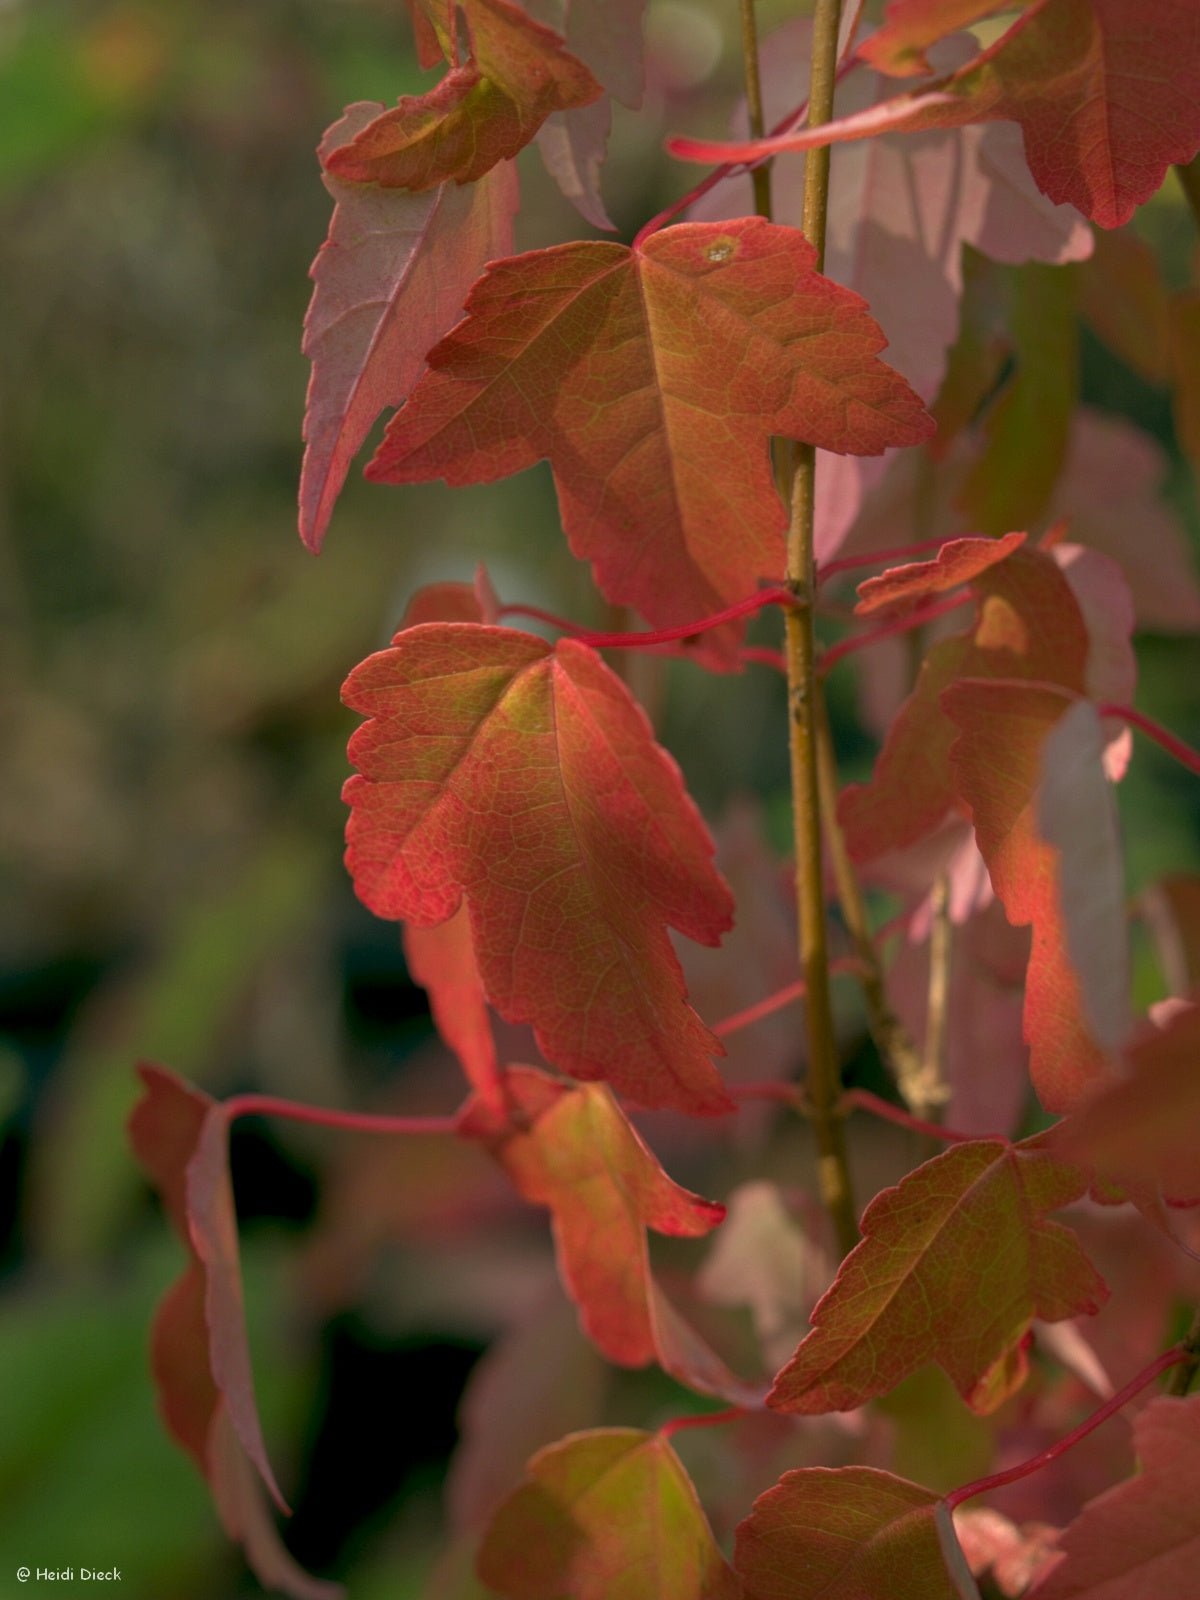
[130,0,1200,1596]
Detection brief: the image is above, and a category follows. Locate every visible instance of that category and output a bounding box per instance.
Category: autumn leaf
[768,1139,1107,1416]
[670,0,1200,228]
[860,0,1018,77]
[446,1292,609,1533]
[460,1066,761,1401]
[735,1466,981,1599]
[343,622,736,1112]
[854,532,1026,616]
[323,0,600,191]
[942,683,1122,1110]
[404,907,503,1112]
[832,409,1200,634]
[299,106,517,552]
[366,220,932,647]
[128,1065,338,1600]
[527,0,649,228]
[696,25,1090,410]
[1034,700,1130,1052]
[954,1508,1059,1597]
[477,1429,740,1600]
[839,544,1090,865]
[1031,1392,1200,1598]
[697,1181,831,1371]
[839,542,1133,1112]
[1046,412,1200,634]
[395,585,506,1113]
[1054,1000,1200,1205]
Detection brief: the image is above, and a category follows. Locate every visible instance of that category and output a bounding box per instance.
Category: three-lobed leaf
[366,220,932,649]
[342,622,736,1113]
[768,1139,1108,1416]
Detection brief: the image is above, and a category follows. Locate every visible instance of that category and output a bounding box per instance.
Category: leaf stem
[658,1406,747,1439]
[739,644,789,673]
[814,690,930,1112]
[945,1344,1188,1510]
[782,0,858,1261]
[817,533,956,585]
[497,586,795,651]
[818,592,971,674]
[841,1088,976,1145]
[223,1094,461,1138]
[1100,702,1200,779]
[711,954,863,1038]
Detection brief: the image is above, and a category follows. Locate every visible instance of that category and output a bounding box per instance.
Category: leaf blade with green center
[477,1429,741,1600]
[768,1140,1107,1416]
[735,1466,980,1599]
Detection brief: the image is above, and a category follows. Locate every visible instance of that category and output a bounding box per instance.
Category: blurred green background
[2,1,1199,1597]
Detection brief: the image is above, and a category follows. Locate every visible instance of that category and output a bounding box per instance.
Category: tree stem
[783,0,857,1258]
[738,0,773,219]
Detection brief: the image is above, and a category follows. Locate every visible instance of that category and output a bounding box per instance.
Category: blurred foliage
[1,0,1199,1595]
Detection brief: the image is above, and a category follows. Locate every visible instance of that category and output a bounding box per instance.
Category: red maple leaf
[366,220,932,649]
[127,1066,337,1600]
[459,1066,760,1403]
[943,684,1127,1110]
[854,531,1026,616]
[1054,999,1200,1205]
[342,623,736,1113]
[860,0,1019,77]
[300,106,517,552]
[1031,1392,1200,1598]
[324,0,600,190]
[670,0,1200,228]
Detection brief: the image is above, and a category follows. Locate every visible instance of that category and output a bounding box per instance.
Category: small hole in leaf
[705,237,735,264]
